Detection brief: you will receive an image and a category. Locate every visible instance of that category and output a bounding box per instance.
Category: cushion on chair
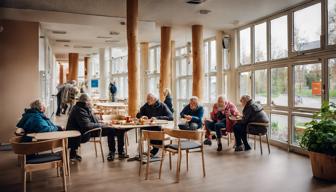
[166,141,201,150]
[26,152,62,164]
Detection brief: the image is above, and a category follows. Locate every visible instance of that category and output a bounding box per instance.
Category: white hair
[240,95,251,103]
[190,96,199,102]
[79,93,91,102]
[147,93,158,100]
[30,99,44,111]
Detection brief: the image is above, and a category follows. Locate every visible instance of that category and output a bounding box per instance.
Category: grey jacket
[240,100,269,126]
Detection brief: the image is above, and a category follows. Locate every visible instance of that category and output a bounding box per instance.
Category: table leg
[65,139,71,177]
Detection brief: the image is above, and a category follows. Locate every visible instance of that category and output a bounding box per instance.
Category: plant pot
[309,151,336,181]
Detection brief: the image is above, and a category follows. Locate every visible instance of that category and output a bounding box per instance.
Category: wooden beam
[59,63,64,84]
[68,53,79,81]
[192,25,204,101]
[159,26,172,101]
[127,0,139,117]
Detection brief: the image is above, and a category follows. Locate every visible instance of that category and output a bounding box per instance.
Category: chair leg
[124,134,128,155]
[259,134,263,155]
[23,170,26,192]
[266,133,271,154]
[27,172,32,182]
[159,149,165,179]
[135,129,138,143]
[138,139,143,176]
[93,138,98,157]
[176,149,181,183]
[99,141,105,162]
[145,143,150,180]
[227,133,230,146]
[57,165,60,177]
[254,135,256,150]
[186,149,189,171]
[201,147,206,177]
[169,152,172,171]
[61,166,67,192]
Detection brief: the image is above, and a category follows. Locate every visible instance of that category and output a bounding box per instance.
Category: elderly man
[136,93,173,156]
[233,95,269,152]
[178,96,204,130]
[204,96,239,151]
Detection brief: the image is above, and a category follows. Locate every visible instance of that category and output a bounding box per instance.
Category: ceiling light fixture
[199,9,211,14]
[97,36,112,39]
[105,40,120,43]
[52,30,67,34]
[110,31,120,35]
[120,21,126,25]
[56,39,71,43]
[74,45,92,49]
[186,0,206,5]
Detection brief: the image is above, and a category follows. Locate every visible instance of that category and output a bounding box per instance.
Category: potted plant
[300,102,336,181]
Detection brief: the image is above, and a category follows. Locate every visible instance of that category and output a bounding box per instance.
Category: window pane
[210,75,217,102]
[179,79,186,99]
[254,22,267,62]
[187,79,192,98]
[271,15,288,60]
[294,63,322,108]
[210,40,216,71]
[187,60,192,75]
[271,114,288,142]
[181,59,187,76]
[239,72,252,97]
[204,42,209,73]
[328,0,336,45]
[271,67,288,106]
[293,3,321,51]
[293,116,312,145]
[149,49,155,72]
[156,48,160,72]
[223,49,230,70]
[223,74,228,98]
[239,27,251,65]
[329,58,336,103]
[254,69,268,104]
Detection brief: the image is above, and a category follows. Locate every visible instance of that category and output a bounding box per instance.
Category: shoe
[211,135,217,140]
[118,153,129,160]
[70,150,82,161]
[244,145,252,151]
[234,145,244,152]
[203,139,212,146]
[107,152,115,161]
[217,143,222,151]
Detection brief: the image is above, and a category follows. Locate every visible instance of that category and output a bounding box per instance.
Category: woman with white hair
[17,99,61,133]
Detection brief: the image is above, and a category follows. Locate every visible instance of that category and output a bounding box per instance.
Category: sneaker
[118,153,129,160]
[234,145,244,152]
[70,151,82,161]
[107,152,115,161]
[217,143,222,151]
[203,139,212,146]
[244,145,252,151]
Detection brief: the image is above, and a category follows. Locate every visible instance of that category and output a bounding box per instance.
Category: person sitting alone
[17,99,63,133]
[233,95,269,152]
[204,96,239,151]
[178,96,204,130]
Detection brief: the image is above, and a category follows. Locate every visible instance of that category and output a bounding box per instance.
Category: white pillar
[216,31,224,95]
[87,57,92,95]
[99,48,108,99]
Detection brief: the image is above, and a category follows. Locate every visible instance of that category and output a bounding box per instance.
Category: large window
[239,27,251,65]
[254,22,267,62]
[293,3,321,51]
[270,15,288,59]
[111,55,128,99]
[293,116,312,145]
[294,63,322,108]
[204,39,217,103]
[239,72,251,97]
[148,46,160,96]
[254,69,268,104]
[271,67,288,106]
[329,58,336,103]
[271,114,288,142]
[328,0,336,45]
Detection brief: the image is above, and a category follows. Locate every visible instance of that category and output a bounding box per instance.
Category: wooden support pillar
[192,25,204,101]
[59,63,64,84]
[159,26,172,101]
[68,53,79,81]
[84,57,89,81]
[127,0,139,117]
[140,42,149,102]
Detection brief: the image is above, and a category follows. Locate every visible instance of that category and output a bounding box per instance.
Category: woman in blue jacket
[17,100,60,133]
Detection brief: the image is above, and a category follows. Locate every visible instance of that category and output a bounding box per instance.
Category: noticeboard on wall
[91,79,99,88]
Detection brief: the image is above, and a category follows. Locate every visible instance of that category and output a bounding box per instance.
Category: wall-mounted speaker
[222,35,230,50]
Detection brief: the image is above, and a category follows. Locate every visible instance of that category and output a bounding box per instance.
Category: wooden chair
[10,137,67,192]
[247,122,270,155]
[139,130,166,180]
[163,128,206,183]
[83,128,105,162]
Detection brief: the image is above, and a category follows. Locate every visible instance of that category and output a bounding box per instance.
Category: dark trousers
[233,123,250,148]
[142,126,162,156]
[102,128,130,155]
[204,119,226,139]
[178,122,200,130]
[56,94,62,116]
[111,94,116,102]
[68,132,91,151]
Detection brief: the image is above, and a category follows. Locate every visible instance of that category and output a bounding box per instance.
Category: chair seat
[166,141,201,150]
[26,152,62,164]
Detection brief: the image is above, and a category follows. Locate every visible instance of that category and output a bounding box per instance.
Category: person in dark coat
[56,84,65,116]
[178,96,204,130]
[233,95,269,152]
[67,93,126,161]
[109,81,117,102]
[17,100,61,133]
[163,88,174,113]
[136,93,173,156]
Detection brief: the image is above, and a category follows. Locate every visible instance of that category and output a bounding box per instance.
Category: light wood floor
[1,115,335,192]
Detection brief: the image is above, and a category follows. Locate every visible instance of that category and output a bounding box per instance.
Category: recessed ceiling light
[74,45,92,48]
[52,30,67,34]
[186,0,206,5]
[105,40,120,43]
[120,21,126,25]
[56,39,71,43]
[110,31,120,35]
[97,36,112,39]
[199,9,211,14]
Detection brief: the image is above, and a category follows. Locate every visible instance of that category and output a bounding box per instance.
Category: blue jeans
[205,120,226,139]
[233,123,250,148]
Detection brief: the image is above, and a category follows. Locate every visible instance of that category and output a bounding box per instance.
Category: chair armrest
[247,122,269,127]
[83,127,102,136]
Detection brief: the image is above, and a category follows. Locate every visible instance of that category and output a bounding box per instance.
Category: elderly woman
[204,96,239,151]
[233,95,269,152]
[178,96,204,130]
[17,100,61,133]
[163,88,174,113]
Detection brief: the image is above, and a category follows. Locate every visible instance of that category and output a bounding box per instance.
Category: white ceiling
[0,0,306,60]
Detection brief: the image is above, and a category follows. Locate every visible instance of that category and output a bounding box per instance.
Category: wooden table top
[95,102,128,108]
[27,130,81,141]
[105,120,174,129]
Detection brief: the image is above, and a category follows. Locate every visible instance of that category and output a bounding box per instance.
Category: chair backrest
[142,130,165,141]
[163,128,204,141]
[10,136,64,155]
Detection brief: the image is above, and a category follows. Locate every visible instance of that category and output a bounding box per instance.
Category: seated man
[136,93,173,156]
[67,93,126,161]
[17,99,62,133]
[178,96,204,130]
[233,95,269,152]
[204,96,239,151]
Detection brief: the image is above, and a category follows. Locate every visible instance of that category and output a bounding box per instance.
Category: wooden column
[140,42,149,102]
[59,63,64,84]
[68,53,79,81]
[159,26,172,101]
[127,0,139,117]
[84,57,89,81]
[192,25,204,101]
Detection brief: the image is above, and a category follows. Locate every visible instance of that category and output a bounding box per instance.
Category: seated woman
[204,96,239,151]
[178,96,204,130]
[233,95,269,152]
[17,99,62,133]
